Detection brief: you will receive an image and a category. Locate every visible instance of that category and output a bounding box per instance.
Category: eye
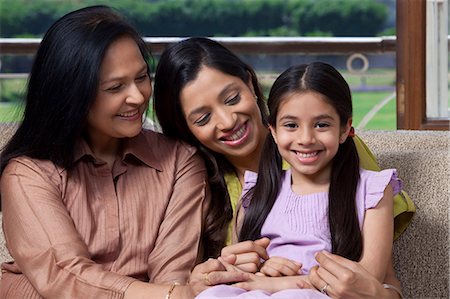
[105,84,123,92]
[283,122,298,129]
[194,113,211,126]
[135,73,148,82]
[225,94,240,105]
[315,122,330,129]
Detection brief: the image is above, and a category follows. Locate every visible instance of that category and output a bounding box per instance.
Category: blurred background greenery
[0,0,401,129]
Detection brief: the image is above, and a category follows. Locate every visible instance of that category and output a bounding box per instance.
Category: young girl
[196,62,401,298]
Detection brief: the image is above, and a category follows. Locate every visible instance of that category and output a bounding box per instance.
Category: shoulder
[140,129,197,156]
[358,168,401,209]
[359,168,401,190]
[1,156,63,190]
[138,130,204,172]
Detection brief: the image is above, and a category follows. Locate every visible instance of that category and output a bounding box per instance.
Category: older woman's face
[180,66,266,163]
[87,36,151,144]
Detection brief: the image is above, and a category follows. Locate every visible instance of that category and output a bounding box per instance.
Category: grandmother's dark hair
[153,37,268,259]
[0,5,151,176]
[239,62,363,262]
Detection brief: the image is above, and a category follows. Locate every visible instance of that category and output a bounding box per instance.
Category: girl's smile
[294,150,321,164]
[270,91,350,184]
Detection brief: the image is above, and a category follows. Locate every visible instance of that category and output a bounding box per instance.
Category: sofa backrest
[358,130,449,298]
[0,124,449,298]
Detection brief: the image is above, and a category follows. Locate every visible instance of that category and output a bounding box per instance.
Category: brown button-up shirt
[0,130,209,298]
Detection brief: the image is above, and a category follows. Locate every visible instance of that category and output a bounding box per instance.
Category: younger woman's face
[270,91,351,184]
[87,36,151,145]
[180,66,266,163]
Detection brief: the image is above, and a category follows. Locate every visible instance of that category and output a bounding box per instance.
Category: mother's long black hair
[239,62,362,262]
[0,6,151,176]
[153,37,268,259]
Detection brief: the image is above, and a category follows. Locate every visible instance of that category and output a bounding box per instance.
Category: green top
[224,135,415,245]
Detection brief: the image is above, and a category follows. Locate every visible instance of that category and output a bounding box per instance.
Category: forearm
[381,258,402,299]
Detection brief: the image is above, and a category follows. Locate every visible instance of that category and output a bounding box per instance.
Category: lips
[118,110,138,117]
[295,151,319,158]
[294,150,321,163]
[219,122,251,146]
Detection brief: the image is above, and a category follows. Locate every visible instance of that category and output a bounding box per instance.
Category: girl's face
[180,66,266,163]
[87,36,151,145]
[270,91,351,183]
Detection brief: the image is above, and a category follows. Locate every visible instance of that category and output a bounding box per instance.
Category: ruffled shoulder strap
[362,168,403,209]
[241,170,258,209]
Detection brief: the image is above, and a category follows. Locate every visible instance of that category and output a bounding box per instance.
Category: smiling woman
[179,66,267,173]
[0,6,212,299]
[86,36,151,167]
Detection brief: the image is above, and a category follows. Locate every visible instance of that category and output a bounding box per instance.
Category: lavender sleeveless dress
[197,168,402,298]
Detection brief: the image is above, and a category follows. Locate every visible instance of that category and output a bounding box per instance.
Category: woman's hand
[308,251,399,299]
[259,256,302,277]
[188,256,249,296]
[220,237,270,273]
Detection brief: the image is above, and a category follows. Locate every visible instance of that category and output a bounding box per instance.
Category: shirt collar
[73,130,163,171]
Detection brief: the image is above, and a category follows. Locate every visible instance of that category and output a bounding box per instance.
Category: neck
[86,133,121,168]
[290,165,332,195]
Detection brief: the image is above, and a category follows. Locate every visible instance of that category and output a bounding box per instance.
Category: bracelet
[383,283,403,299]
[164,282,180,299]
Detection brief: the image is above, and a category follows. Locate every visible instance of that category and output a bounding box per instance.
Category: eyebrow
[278,114,335,122]
[187,82,237,119]
[100,64,148,85]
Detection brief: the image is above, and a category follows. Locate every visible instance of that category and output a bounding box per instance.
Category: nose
[297,127,316,145]
[125,83,146,106]
[216,108,236,131]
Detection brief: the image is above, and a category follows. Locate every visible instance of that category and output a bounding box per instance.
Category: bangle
[383,283,403,299]
[164,282,180,299]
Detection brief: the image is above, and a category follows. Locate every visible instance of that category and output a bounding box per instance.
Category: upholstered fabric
[1,124,449,298]
[358,130,449,299]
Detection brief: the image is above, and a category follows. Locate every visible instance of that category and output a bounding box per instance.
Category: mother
[153,37,414,298]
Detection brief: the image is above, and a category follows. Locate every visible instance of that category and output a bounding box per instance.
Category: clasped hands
[189,238,387,299]
[189,237,313,295]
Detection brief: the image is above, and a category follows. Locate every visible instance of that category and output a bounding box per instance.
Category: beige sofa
[0,124,449,298]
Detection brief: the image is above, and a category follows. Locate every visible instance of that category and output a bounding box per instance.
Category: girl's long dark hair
[153,37,268,259]
[239,62,362,262]
[0,6,151,176]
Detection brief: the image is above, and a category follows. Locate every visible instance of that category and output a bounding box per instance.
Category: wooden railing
[0,36,398,55]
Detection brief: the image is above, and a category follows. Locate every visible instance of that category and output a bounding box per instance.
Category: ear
[339,118,353,144]
[269,125,278,144]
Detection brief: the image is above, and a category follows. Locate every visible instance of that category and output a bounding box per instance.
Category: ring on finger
[203,272,212,286]
[320,283,329,295]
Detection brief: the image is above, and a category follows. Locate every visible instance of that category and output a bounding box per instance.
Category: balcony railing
[0,36,398,56]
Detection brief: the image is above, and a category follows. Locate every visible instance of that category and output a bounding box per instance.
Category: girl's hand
[220,237,270,273]
[259,256,302,277]
[188,256,249,296]
[233,273,313,293]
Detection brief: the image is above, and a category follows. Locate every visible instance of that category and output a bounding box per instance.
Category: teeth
[119,110,138,117]
[297,151,318,158]
[226,125,246,141]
